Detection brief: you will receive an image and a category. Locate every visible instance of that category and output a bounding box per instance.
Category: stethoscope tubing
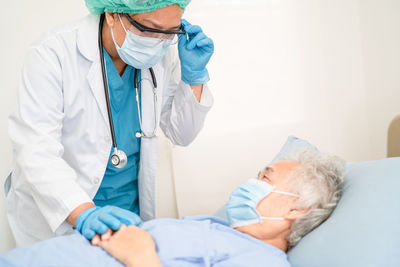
[99,14,118,149]
[98,14,158,168]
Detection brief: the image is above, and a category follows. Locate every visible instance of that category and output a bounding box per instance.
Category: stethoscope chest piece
[111,149,128,169]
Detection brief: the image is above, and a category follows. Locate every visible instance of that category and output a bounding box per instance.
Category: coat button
[94,178,100,184]
[104,136,110,142]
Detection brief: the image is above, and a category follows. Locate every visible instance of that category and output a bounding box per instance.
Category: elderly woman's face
[235,161,300,241]
[255,161,300,219]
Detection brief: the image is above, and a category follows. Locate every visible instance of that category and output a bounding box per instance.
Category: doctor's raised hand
[178,19,214,85]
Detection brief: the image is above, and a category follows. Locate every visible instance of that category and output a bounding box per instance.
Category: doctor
[6,0,214,246]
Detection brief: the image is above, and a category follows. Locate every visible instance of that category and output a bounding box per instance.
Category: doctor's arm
[189,84,203,103]
[11,41,141,241]
[8,44,94,235]
[159,28,214,146]
[159,53,213,146]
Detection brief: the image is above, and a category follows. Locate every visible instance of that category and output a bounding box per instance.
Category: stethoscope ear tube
[99,13,118,150]
[134,67,156,89]
[134,68,139,89]
[149,67,157,88]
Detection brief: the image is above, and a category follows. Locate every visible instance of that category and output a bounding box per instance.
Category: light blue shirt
[0,216,291,267]
[93,49,141,214]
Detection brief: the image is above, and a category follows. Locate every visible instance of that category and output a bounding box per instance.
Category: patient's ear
[284,207,310,221]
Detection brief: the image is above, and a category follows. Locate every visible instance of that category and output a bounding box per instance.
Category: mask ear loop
[258,191,300,221]
[109,15,126,49]
[256,201,286,221]
[118,14,128,33]
[260,217,286,221]
[272,191,300,198]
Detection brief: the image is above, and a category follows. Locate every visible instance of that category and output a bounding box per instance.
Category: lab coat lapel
[77,14,109,127]
[87,61,110,126]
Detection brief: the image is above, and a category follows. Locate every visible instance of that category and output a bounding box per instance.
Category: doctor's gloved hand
[76,206,141,240]
[178,19,214,85]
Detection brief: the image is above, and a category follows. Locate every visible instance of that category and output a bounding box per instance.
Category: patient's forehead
[272,160,300,170]
[263,160,300,185]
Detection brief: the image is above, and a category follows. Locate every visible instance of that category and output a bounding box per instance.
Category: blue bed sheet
[0,216,291,267]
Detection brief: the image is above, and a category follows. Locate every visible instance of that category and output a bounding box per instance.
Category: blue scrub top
[93,48,141,215]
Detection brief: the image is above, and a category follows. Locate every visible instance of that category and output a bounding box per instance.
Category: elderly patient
[0,150,345,267]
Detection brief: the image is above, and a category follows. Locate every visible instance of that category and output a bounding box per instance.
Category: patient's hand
[91,229,113,245]
[92,224,162,267]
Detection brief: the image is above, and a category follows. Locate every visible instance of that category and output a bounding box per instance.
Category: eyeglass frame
[123,13,186,36]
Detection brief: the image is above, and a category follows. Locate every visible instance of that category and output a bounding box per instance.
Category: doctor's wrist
[189,84,203,102]
[181,68,210,85]
[67,202,96,227]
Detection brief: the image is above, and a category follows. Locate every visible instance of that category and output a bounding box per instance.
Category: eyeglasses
[123,13,186,41]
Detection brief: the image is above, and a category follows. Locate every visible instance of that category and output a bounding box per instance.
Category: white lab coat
[6,14,213,246]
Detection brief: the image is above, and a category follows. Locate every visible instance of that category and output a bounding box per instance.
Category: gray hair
[281,150,345,248]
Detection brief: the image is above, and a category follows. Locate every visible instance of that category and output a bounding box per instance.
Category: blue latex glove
[178,19,214,85]
[76,206,141,240]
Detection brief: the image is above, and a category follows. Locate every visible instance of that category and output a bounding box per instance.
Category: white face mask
[110,14,173,69]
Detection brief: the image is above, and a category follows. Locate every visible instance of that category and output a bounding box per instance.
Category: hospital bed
[212,134,400,267]
[275,136,400,267]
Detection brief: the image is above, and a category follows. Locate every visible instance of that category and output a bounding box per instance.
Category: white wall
[0,0,399,253]
[358,0,400,158]
[173,0,400,217]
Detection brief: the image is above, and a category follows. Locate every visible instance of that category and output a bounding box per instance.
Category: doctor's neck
[102,13,128,76]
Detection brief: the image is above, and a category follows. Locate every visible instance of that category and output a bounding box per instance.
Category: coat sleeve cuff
[50,191,93,235]
[180,82,214,113]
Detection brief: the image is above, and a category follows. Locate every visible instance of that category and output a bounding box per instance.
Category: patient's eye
[263,175,270,181]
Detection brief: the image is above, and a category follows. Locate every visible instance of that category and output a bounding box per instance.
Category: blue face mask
[226,178,299,228]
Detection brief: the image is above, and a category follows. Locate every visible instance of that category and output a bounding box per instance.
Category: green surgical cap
[84,0,191,14]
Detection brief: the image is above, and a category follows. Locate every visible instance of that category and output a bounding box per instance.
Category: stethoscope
[98,14,158,169]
